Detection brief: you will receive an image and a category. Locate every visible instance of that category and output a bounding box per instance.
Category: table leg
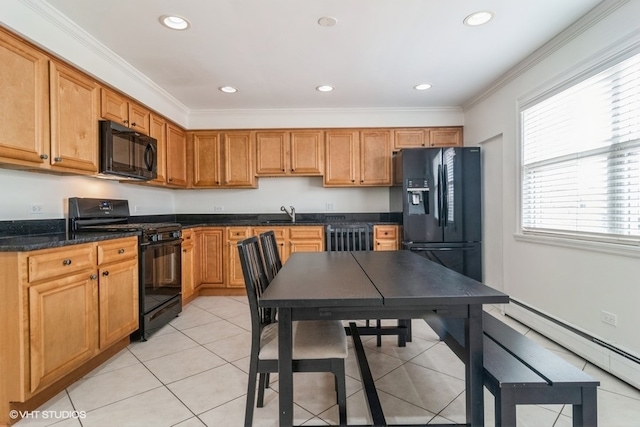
[278,308,293,427]
[466,304,484,427]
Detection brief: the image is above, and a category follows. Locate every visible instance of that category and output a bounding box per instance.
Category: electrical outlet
[30,203,44,214]
[213,205,224,212]
[601,310,617,326]
[326,202,335,211]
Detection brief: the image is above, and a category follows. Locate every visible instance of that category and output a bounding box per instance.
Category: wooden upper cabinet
[394,128,426,150]
[360,130,391,186]
[393,127,463,150]
[190,131,222,187]
[324,129,391,187]
[100,87,150,135]
[166,122,188,187]
[222,131,256,188]
[0,27,50,167]
[148,114,167,185]
[324,130,359,186]
[430,127,463,147]
[49,60,99,174]
[256,130,323,176]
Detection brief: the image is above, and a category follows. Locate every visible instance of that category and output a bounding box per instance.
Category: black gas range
[69,197,182,340]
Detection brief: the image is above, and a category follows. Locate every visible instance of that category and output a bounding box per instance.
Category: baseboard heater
[509,298,640,365]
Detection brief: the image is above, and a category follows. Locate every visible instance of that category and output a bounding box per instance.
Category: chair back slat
[325,224,372,252]
[237,236,273,327]
[259,231,283,282]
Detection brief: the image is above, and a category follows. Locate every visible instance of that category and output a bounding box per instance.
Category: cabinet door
[288,226,324,256]
[127,101,150,135]
[98,257,138,349]
[29,273,97,394]
[226,227,251,288]
[290,130,323,175]
[374,225,400,251]
[181,229,196,302]
[393,128,426,150]
[199,228,224,287]
[360,130,391,186]
[49,61,99,173]
[223,132,256,187]
[190,131,222,187]
[0,28,50,166]
[256,131,288,176]
[100,87,128,126]
[149,114,167,185]
[324,130,359,186]
[166,123,188,187]
[429,127,462,147]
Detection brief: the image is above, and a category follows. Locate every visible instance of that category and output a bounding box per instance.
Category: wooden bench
[426,312,600,427]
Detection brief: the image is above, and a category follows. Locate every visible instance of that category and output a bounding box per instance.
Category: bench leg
[573,387,598,427]
[495,390,517,427]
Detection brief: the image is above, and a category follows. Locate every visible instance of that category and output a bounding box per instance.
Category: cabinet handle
[90,274,98,280]
[40,154,48,160]
[54,157,62,162]
[118,248,125,254]
[62,259,72,266]
[102,271,109,276]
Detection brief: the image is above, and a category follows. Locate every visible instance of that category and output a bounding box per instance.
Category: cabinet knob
[54,157,62,162]
[131,122,137,127]
[62,259,72,266]
[118,248,125,254]
[124,119,129,124]
[102,271,109,276]
[90,274,98,280]
[40,154,48,160]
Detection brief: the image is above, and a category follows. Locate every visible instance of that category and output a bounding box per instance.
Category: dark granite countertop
[0,231,140,252]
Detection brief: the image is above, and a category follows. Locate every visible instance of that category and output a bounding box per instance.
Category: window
[521,53,640,244]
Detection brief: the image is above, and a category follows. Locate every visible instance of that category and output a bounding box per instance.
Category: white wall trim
[463,0,630,110]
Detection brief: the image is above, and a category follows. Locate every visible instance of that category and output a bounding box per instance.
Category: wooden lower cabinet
[192,225,324,296]
[0,236,138,423]
[181,228,197,303]
[374,225,402,251]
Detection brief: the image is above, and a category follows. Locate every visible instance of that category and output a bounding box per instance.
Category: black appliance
[99,120,158,181]
[396,147,482,281]
[68,197,182,340]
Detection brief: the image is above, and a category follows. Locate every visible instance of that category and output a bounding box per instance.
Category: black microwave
[99,120,157,181]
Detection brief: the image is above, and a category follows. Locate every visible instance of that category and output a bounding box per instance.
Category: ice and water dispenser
[406,178,429,215]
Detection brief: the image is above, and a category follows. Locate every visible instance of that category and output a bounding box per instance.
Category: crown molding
[462,0,630,110]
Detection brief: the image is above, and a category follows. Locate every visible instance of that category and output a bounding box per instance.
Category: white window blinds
[521,53,640,243]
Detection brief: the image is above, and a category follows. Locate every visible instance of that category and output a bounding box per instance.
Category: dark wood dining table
[259,250,509,427]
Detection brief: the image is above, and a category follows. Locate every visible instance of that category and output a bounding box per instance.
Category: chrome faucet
[280,205,296,223]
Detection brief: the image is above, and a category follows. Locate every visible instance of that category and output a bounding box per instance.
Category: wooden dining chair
[237,236,348,427]
[259,230,282,282]
[325,224,410,347]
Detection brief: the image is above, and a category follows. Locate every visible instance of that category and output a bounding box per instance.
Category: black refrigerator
[397,147,482,281]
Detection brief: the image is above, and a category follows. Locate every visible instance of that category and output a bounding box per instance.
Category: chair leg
[244,357,259,427]
[332,359,347,426]
[257,373,268,407]
[376,319,382,347]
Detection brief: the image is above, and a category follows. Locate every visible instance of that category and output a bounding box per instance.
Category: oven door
[141,239,182,313]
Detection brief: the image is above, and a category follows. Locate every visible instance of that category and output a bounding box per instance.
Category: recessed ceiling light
[160,15,191,30]
[219,86,238,94]
[316,85,334,92]
[318,16,338,27]
[463,11,494,26]
[414,83,432,91]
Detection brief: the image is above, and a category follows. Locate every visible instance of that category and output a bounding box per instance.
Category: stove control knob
[149,234,160,242]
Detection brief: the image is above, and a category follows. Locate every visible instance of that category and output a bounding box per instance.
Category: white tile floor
[14,296,640,426]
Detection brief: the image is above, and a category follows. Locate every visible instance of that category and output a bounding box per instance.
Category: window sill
[513,232,640,259]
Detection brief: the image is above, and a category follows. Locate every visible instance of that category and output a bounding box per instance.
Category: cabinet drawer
[227,227,251,240]
[28,244,95,282]
[97,237,138,265]
[374,225,398,240]
[289,226,323,240]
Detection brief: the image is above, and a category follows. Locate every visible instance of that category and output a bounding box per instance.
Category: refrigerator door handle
[437,164,443,226]
[443,163,448,227]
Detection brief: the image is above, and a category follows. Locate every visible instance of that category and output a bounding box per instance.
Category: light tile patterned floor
[14,296,640,426]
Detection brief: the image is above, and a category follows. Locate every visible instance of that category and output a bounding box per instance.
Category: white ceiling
[43,0,602,111]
